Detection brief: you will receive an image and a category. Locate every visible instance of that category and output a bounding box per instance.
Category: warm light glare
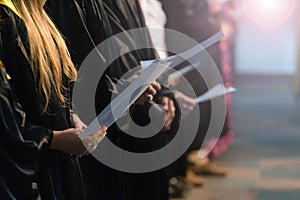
[260,0,281,11]
[243,0,295,26]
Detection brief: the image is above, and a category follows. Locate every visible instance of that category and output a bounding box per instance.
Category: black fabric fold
[0,5,86,200]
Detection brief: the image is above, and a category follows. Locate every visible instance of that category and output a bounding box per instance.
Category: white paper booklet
[80,31,224,138]
[195,84,236,104]
[80,61,170,138]
[140,31,224,69]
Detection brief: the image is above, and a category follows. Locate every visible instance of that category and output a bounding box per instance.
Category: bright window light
[260,0,281,11]
[243,0,295,27]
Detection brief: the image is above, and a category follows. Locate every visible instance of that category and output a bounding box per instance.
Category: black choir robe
[162,0,226,149]
[0,3,86,200]
[45,0,181,199]
[0,67,52,199]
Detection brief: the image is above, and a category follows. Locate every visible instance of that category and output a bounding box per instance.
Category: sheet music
[80,61,170,138]
[195,84,236,104]
[80,31,224,138]
[140,31,224,70]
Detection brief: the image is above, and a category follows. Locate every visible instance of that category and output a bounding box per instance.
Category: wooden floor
[173,74,300,200]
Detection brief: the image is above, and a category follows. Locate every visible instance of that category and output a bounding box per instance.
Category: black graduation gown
[0,68,52,199]
[45,1,181,199]
[161,0,227,150]
[162,0,220,43]
[0,5,86,200]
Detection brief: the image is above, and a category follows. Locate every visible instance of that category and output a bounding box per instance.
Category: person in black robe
[0,66,52,199]
[161,1,229,196]
[162,0,222,150]
[0,1,98,199]
[45,0,181,199]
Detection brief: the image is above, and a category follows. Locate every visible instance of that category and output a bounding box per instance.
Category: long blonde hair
[13,0,77,112]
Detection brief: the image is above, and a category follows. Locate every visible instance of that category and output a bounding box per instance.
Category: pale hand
[161,96,176,131]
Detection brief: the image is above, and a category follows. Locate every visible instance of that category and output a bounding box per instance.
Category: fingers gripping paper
[80,31,224,139]
[80,61,171,138]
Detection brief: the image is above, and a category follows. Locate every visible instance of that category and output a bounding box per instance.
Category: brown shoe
[182,169,206,187]
[187,150,207,164]
[190,158,227,176]
[187,151,227,176]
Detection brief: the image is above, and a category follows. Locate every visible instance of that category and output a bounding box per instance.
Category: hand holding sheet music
[177,84,236,119]
[79,61,171,138]
[78,31,228,149]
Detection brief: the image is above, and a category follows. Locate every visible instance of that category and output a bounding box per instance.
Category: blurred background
[141,0,300,199]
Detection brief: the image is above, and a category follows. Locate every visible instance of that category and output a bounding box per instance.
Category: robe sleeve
[0,68,53,199]
[0,6,53,199]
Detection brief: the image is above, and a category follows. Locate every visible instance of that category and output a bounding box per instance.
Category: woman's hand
[175,91,196,119]
[161,96,176,131]
[135,82,162,105]
[51,128,87,157]
[72,113,87,130]
[51,126,107,157]
[79,126,107,154]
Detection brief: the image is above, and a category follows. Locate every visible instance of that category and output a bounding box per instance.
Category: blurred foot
[168,177,188,198]
[191,162,227,176]
[183,169,205,187]
[187,151,227,176]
